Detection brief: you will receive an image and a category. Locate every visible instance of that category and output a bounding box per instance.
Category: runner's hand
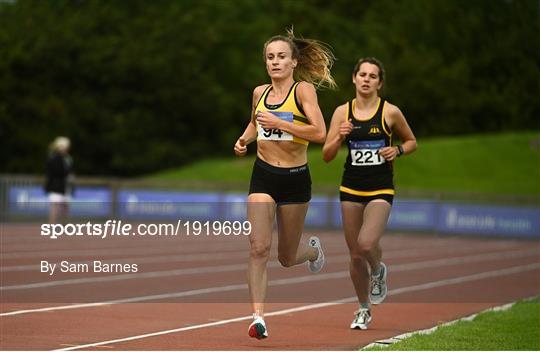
[256,111,283,130]
[379,146,399,161]
[339,121,353,140]
[234,137,247,156]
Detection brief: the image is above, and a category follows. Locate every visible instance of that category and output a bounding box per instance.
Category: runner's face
[265,40,297,80]
[353,63,383,95]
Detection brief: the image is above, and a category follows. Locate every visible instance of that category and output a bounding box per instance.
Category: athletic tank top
[255,82,309,146]
[343,98,393,178]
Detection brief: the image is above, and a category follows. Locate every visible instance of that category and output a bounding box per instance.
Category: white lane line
[0,242,247,259]
[2,247,536,290]
[0,251,249,273]
[0,232,347,254]
[1,249,538,316]
[54,263,540,351]
[1,240,513,272]
[0,272,347,317]
[52,300,347,352]
[0,237,513,259]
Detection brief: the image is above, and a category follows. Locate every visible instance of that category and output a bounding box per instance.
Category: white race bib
[257,112,293,141]
[350,140,386,166]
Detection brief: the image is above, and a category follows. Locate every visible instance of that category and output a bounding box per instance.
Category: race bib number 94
[350,140,386,166]
[257,112,293,141]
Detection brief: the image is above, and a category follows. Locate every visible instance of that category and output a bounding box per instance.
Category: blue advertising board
[7,185,540,238]
[8,186,112,217]
[437,203,540,238]
[221,193,247,221]
[332,197,438,232]
[387,199,438,231]
[305,196,332,227]
[331,196,342,227]
[117,190,221,220]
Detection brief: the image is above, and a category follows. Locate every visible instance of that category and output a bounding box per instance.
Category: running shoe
[369,262,387,304]
[350,308,372,329]
[308,236,325,273]
[248,315,268,339]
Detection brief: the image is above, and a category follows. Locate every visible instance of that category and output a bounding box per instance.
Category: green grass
[363,298,540,350]
[147,132,540,196]
[149,156,256,183]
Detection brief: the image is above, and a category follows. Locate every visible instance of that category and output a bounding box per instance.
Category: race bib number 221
[350,140,386,166]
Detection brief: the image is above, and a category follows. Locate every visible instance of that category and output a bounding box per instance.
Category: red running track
[1,224,539,350]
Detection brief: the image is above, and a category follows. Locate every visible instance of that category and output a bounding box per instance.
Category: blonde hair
[50,136,70,152]
[263,29,337,89]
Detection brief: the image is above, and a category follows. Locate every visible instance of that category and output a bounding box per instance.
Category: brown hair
[353,57,385,84]
[263,29,337,89]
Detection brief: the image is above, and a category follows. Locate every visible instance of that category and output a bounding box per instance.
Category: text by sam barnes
[41,260,138,275]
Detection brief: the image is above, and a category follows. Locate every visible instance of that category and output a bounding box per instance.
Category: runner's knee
[357,239,376,257]
[349,249,367,263]
[250,242,271,261]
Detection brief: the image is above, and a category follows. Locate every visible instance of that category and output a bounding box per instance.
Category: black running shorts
[249,157,311,204]
[339,191,394,205]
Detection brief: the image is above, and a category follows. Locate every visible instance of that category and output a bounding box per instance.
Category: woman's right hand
[234,137,247,156]
[339,121,353,140]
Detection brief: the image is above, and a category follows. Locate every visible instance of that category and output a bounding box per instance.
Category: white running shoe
[369,262,388,305]
[308,236,325,273]
[350,308,372,330]
[248,315,268,339]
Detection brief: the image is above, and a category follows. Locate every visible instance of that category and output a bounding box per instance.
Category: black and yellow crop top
[255,82,310,146]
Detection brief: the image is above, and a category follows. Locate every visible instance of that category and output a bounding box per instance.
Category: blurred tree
[0,0,538,175]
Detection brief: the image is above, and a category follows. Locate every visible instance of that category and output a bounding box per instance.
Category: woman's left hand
[379,146,399,161]
[256,111,283,130]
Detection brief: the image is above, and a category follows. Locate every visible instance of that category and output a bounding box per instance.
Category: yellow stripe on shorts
[339,186,395,196]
